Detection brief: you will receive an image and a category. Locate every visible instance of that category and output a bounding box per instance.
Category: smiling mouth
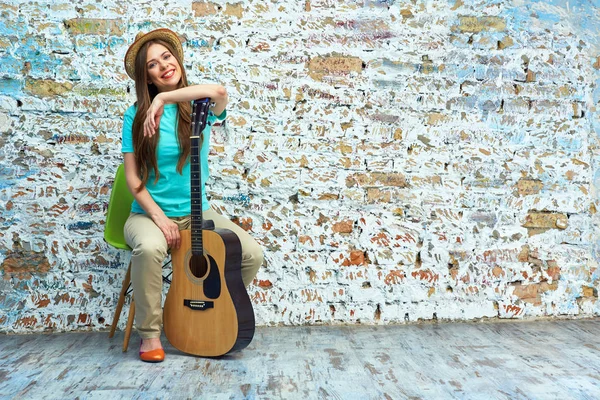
[162,69,175,79]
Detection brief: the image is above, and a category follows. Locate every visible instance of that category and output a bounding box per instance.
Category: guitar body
[163,98,255,357]
[164,227,255,357]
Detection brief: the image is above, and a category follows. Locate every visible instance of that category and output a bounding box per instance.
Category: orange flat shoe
[139,348,165,363]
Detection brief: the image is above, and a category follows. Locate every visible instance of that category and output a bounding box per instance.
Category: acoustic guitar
[163,98,255,356]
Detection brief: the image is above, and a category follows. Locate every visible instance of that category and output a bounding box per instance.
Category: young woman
[121,28,263,362]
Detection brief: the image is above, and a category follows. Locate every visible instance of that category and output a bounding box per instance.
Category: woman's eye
[148,63,156,69]
[164,54,171,60]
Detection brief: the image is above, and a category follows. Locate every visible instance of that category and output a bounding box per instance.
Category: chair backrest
[104,164,134,250]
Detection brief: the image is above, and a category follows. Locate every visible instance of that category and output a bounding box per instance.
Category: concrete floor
[1,319,600,399]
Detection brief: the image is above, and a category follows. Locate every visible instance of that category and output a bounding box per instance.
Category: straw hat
[124,28,184,80]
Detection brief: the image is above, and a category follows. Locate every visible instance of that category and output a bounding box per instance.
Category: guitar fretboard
[190,99,211,256]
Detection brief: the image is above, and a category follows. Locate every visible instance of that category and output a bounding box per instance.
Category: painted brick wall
[1,0,600,333]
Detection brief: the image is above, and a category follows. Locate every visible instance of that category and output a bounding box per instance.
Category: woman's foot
[139,338,165,363]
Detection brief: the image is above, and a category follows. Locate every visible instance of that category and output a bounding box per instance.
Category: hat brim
[124,28,184,80]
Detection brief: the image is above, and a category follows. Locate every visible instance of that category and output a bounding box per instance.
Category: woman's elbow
[217,86,227,98]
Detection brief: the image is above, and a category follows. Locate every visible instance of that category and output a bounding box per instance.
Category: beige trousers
[124,209,263,339]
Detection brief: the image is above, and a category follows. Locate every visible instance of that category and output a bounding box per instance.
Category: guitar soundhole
[189,254,208,278]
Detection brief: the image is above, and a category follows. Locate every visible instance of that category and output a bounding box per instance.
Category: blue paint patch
[530,0,600,9]
[93,41,108,50]
[591,265,600,281]
[555,136,583,152]
[136,21,153,30]
[223,194,251,207]
[14,37,65,77]
[0,166,37,190]
[29,55,64,76]
[456,66,474,80]
[474,65,487,81]
[87,37,126,50]
[363,0,396,6]
[593,78,600,104]
[0,56,25,76]
[381,59,414,73]
[503,0,600,49]
[0,208,18,228]
[67,221,94,230]
[534,11,561,24]
[592,114,600,139]
[508,129,528,145]
[108,37,126,48]
[35,279,68,291]
[593,170,600,201]
[0,78,23,96]
[0,16,27,36]
[187,38,211,48]
[46,37,73,54]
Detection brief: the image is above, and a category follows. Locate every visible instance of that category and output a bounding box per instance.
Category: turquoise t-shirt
[121,103,226,217]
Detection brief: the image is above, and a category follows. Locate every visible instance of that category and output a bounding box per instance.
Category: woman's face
[145,43,182,93]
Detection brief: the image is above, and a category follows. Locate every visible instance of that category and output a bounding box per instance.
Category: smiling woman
[145,46,182,93]
[119,28,263,363]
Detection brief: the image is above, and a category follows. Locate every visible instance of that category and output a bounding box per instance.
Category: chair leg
[109,261,132,339]
[123,295,135,352]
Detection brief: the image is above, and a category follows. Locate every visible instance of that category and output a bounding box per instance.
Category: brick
[499,303,524,318]
[522,212,568,234]
[1,247,51,280]
[411,269,440,284]
[511,282,558,305]
[14,316,38,329]
[458,16,506,33]
[497,35,514,49]
[516,178,543,196]
[518,245,530,262]
[400,9,414,20]
[346,172,408,188]
[381,269,406,285]
[192,1,220,17]
[545,260,561,281]
[331,220,353,233]
[511,283,539,303]
[24,78,73,97]
[329,250,368,267]
[307,55,363,81]
[582,286,598,297]
[231,216,253,231]
[347,250,366,266]
[64,18,124,35]
[225,3,244,18]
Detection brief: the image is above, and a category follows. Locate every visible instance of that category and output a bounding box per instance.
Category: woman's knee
[243,242,264,271]
[131,240,168,261]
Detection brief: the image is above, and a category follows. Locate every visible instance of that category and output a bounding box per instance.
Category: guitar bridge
[184,300,214,311]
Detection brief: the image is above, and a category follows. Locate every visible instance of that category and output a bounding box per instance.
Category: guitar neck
[190,98,211,256]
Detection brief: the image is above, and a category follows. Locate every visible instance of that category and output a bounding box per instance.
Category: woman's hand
[152,214,181,249]
[144,96,165,137]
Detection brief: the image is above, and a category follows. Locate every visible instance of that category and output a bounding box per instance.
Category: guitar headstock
[191,98,216,137]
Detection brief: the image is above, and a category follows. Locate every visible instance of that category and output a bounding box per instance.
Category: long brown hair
[131,39,191,192]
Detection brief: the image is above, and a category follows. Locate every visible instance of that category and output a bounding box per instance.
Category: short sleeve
[121,105,137,153]
[208,108,227,126]
[214,108,227,121]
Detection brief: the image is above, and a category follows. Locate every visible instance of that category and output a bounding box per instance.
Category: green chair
[106,163,137,351]
[106,163,173,351]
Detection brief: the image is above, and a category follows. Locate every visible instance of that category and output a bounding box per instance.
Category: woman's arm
[123,152,181,249]
[159,84,228,114]
[144,84,228,136]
